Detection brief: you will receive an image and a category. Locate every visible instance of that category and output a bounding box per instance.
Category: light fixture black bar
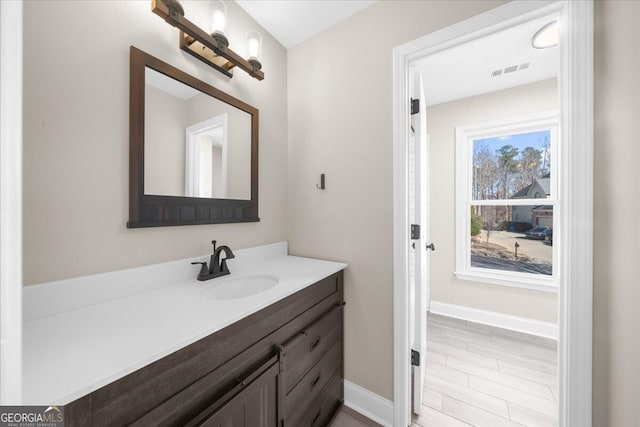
[151,0,265,81]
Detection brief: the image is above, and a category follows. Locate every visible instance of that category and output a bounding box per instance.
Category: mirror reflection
[144,67,251,200]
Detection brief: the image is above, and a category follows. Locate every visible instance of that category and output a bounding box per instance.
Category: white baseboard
[429,301,558,340]
[343,380,393,426]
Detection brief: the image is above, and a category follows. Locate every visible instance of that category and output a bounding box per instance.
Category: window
[455,112,558,291]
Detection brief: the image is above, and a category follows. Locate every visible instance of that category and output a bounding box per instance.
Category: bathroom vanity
[22,243,346,426]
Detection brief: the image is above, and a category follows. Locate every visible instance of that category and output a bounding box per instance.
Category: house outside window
[455,111,558,292]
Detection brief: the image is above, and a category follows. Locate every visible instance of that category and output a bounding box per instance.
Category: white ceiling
[418,15,559,106]
[232,2,557,105]
[236,0,377,49]
[145,68,199,100]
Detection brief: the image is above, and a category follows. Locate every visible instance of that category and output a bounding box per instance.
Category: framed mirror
[128,46,259,227]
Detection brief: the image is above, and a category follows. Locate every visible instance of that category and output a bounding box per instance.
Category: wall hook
[316,173,326,190]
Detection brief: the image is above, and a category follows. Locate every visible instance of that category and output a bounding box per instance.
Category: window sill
[454,270,558,293]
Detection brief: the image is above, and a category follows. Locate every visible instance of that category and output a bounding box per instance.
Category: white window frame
[454,111,559,292]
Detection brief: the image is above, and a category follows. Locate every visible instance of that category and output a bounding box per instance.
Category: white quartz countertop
[22,243,346,405]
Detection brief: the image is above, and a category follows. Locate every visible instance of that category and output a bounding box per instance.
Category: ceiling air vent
[491,62,531,77]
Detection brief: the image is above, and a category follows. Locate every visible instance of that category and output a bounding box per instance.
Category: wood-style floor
[330,312,558,427]
[412,312,558,427]
[329,405,383,427]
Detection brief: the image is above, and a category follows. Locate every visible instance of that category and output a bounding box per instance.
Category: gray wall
[23,0,288,285]
[144,85,187,196]
[593,1,640,425]
[428,79,557,323]
[287,0,640,421]
[287,0,508,402]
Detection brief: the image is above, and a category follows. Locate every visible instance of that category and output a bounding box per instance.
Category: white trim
[429,301,558,340]
[343,380,393,427]
[454,111,559,200]
[558,2,593,426]
[392,2,593,426]
[454,271,557,293]
[392,20,411,425]
[185,114,228,198]
[454,111,559,290]
[0,0,23,405]
[463,199,555,207]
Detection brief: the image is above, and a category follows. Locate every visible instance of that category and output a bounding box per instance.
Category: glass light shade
[209,0,227,35]
[246,30,262,61]
[532,21,559,49]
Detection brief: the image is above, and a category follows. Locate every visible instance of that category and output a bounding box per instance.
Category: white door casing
[185,114,228,198]
[392,1,593,426]
[0,0,24,405]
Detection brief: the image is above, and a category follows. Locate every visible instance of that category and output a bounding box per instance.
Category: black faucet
[191,240,235,281]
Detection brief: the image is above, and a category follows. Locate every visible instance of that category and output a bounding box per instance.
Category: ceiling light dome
[532,20,559,49]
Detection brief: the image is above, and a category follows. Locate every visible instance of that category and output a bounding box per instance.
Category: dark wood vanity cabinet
[63,271,344,427]
[279,305,343,426]
[186,357,280,427]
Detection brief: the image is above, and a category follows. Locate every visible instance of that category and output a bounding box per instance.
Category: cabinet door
[193,359,279,427]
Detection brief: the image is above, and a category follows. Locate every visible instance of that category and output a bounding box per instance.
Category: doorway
[185,114,228,199]
[392,2,593,426]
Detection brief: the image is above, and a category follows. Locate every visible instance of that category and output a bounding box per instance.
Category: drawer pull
[311,409,321,426]
[310,373,321,390]
[310,336,321,352]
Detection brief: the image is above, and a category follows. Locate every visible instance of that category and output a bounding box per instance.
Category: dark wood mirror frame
[128,46,259,228]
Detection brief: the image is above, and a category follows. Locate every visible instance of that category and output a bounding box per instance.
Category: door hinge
[411,224,421,240]
[411,98,420,115]
[411,349,420,366]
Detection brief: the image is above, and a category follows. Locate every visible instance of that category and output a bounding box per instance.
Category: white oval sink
[201,274,279,300]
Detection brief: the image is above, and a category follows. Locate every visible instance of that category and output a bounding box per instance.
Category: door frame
[185,114,228,198]
[0,0,24,404]
[392,1,593,426]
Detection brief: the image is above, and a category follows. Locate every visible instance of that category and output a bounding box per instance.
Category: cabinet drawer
[286,340,341,425]
[187,357,279,427]
[295,374,342,427]
[280,305,342,393]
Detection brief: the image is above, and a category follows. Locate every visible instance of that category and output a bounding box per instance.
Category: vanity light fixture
[246,30,263,71]
[151,0,265,80]
[532,20,559,49]
[209,0,229,48]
